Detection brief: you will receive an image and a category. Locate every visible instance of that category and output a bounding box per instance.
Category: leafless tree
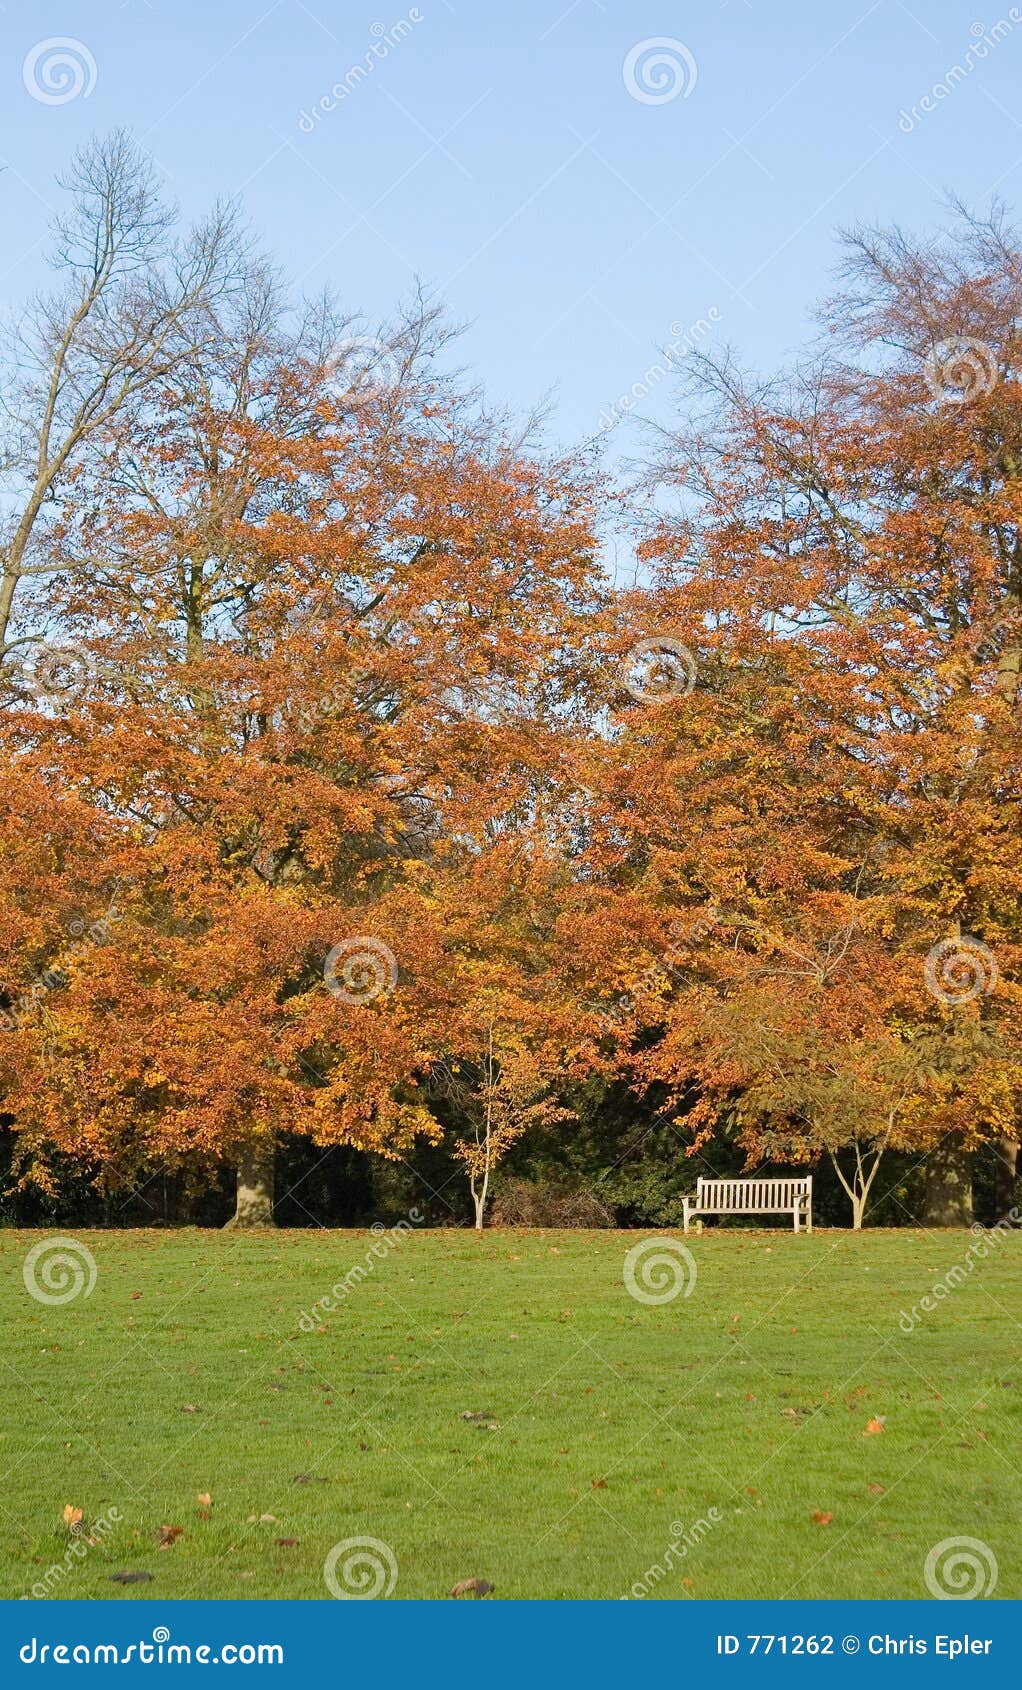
[0,130,250,664]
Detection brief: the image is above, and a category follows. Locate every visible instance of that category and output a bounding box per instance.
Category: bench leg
[682,1199,690,1236]
[806,1201,812,1235]
[793,1206,800,1234]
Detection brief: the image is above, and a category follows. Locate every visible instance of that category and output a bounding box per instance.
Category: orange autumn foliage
[2,188,1021,1228]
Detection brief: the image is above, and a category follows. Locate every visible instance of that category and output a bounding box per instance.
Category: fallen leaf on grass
[591,1477,607,1490]
[197,1492,212,1507]
[275,1538,299,1548]
[451,1578,494,1599]
[811,1511,833,1526]
[864,1417,886,1435]
[62,1505,83,1531]
[180,1404,200,1414]
[867,1482,885,1496]
[154,1526,184,1549]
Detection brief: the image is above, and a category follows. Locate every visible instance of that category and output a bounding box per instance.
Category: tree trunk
[992,1137,1019,1224]
[828,1141,886,1229]
[0,565,19,657]
[919,1141,973,1227]
[227,1139,276,1227]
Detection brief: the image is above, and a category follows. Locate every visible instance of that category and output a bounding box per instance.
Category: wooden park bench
[682,1176,813,1234]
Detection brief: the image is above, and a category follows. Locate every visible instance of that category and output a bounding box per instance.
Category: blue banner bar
[3,1601,1018,1686]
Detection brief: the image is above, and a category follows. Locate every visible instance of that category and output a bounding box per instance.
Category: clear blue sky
[2,0,1019,453]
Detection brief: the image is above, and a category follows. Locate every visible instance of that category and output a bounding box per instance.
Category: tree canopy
[2,139,1019,1228]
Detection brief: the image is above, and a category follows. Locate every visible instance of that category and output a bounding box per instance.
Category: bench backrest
[696,1177,811,1212]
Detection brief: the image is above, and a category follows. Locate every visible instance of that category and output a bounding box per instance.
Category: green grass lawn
[1,1225,1019,1601]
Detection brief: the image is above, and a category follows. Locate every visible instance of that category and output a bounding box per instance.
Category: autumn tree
[0,226,604,1224]
[576,205,1022,1226]
[424,985,575,1230]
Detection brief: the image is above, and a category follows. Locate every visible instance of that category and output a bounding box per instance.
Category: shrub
[490,1176,613,1228]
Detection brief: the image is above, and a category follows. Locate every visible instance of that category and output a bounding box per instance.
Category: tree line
[1,135,1019,1230]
